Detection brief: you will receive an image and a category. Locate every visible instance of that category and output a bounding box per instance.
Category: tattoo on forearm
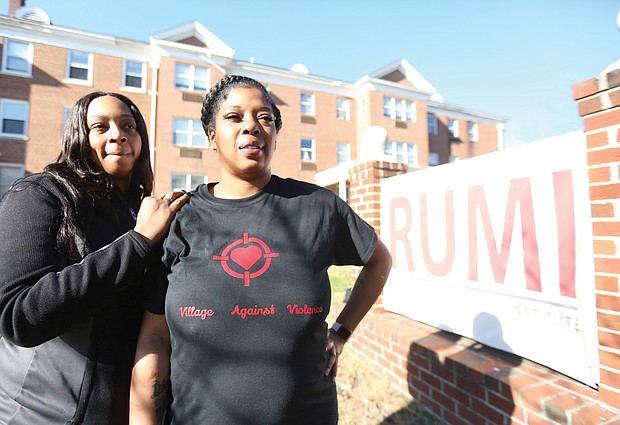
[151,378,169,421]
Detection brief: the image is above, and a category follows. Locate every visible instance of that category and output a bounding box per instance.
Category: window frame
[0,163,25,198]
[61,106,72,137]
[384,141,418,166]
[300,92,315,116]
[336,99,350,121]
[0,99,29,139]
[1,39,33,77]
[383,96,416,123]
[172,118,208,148]
[448,118,459,138]
[174,63,210,92]
[66,50,93,84]
[468,122,479,142]
[300,138,316,163]
[427,114,438,135]
[170,173,208,191]
[122,59,147,91]
[428,152,440,167]
[336,142,351,164]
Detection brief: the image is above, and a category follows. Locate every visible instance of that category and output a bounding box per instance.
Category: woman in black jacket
[0,92,188,424]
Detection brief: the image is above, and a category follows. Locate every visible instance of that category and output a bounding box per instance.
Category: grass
[328,265,440,425]
[328,265,353,304]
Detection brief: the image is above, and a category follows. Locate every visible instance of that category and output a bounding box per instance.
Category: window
[300,93,315,116]
[428,114,438,135]
[171,174,207,191]
[448,119,459,138]
[383,96,416,122]
[0,164,24,198]
[337,142,350,164]
[1,99,28,137]
[175,63,209,92]
[301,138,315,162]
[123,60,146,90]
[336,99,350,121]
[61,106,72,137]
[384,141,417,166]
[428,152,439,167]
[67,50,92,83]
[468,122,479,142]
[2,39,33,76]
[172,118,207,148]
[449,155,460,162]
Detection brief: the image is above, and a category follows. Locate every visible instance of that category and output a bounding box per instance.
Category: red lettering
[179,306,214,320]
[420,191,455,276]
[390,197,414,271]
[286,304,323,315]
[553,170,577,298]
[468,178,541,291]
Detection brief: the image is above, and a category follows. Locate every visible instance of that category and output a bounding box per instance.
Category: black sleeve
[333,193,378,266]
[0,180,152,347]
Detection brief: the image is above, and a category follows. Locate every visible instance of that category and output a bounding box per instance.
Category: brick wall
[573,64,620,410]
[342,90,620,423]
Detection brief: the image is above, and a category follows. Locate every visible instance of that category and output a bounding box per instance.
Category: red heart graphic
[230,246,262,270]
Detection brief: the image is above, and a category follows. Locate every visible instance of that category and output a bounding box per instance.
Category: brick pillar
[573,63,620,409]
[348,160,408,309]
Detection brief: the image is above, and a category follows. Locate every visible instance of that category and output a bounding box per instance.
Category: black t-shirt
[145,176,378,424]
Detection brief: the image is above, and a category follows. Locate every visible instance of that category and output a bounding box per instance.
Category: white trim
[427,103,505,124]
[368,58,437,94]
[151,21,234,58]
[0,16,157,63]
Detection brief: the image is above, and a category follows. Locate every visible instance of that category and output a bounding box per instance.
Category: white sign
[381,131,598,386]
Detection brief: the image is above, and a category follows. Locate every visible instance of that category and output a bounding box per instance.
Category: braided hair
[201,75,283,135]
[43,92,153,257]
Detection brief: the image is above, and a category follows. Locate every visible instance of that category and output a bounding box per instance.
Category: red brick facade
[0,10,504,196]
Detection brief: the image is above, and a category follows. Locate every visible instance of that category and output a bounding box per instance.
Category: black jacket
[0,173,154,424]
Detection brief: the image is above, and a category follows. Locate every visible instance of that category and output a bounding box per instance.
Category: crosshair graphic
[212,233,280,286]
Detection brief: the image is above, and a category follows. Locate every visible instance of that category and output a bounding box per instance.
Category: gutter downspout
[149,60,159,190]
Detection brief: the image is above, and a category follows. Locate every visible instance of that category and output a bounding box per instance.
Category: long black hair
[43,91,153,256]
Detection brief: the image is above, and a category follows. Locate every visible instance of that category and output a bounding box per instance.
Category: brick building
[0,0,505,196]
